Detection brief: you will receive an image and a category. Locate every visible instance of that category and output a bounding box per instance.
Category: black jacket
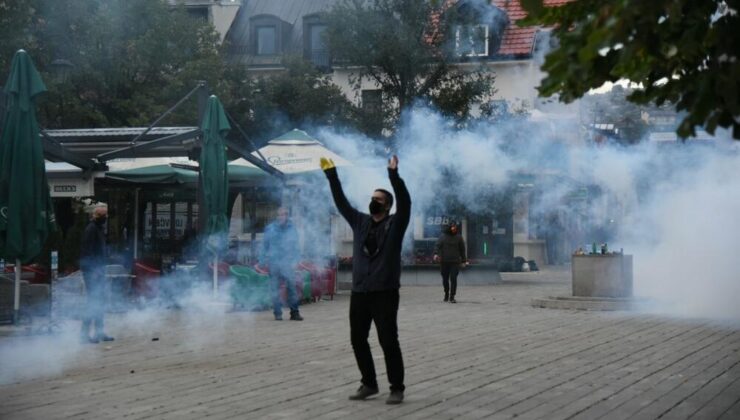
[80,220,107,272]
[434,228,467,264]
[325,167,411,292]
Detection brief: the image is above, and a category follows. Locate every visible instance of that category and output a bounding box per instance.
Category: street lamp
[49,59,74,128]
[50,58,74,83]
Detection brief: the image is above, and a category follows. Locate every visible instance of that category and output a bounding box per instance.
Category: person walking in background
[320,154,411,405]
[433,221,467,303]
[79,204,114,344]
[260,207,303,321]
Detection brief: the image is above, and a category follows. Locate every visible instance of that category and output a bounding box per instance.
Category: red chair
[3,265,49,284]
[208,261,231,277]
[133,261,160,299]
[299,261,335,301]
[324,266,336,300]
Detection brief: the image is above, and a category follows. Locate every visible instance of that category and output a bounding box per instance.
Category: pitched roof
[225,0,572,63]
[493,0,573,57]
[225,0,339,65]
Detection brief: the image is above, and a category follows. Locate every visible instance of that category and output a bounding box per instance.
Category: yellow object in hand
[320,157,336,171]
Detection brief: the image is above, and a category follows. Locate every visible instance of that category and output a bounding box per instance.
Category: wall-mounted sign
[48,177,94,197]
[53,185,77,193]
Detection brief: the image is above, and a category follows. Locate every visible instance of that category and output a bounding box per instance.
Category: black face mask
[369,200,385,215]
[95,216,107,225]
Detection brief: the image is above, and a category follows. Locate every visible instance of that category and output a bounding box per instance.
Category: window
[256,26,277,55]
[308,24,329,67]
[304,15,330,69]
[186,6,209,22]
[455,24,489,57]
[362,90,382,114]
[251,14,287,56]
[360,89,384,136]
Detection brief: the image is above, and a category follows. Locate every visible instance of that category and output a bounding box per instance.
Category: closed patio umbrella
[199,95,230,296]
[0,50,56,324]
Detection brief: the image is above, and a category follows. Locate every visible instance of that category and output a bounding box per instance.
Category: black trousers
[349,290,405,392]
[441,263,460,297]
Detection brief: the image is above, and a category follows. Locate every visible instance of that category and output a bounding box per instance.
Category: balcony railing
[309,50,331,70]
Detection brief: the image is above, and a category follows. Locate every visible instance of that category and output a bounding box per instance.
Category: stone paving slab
[1,267,738,420]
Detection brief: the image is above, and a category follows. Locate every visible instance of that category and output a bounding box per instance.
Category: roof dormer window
[455,24,489,57]
[303,14,331,70]
[250,15,288,56]
[256,26,277,55]
[450,1,508,59]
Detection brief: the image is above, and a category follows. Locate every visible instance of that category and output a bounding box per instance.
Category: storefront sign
[48,177,94,197]
[141,190,195,201]
[267,155,313,166]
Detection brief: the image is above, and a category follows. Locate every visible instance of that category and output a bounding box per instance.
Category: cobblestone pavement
[1,268,739,419]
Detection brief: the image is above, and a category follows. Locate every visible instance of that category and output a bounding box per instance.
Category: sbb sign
[426,216,451,226]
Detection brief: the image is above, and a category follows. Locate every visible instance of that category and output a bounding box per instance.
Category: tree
[0,0,40,74]
[221,57,357,143]
[0,0,227,128]
[580,86,648,144]
[323,0,497,132]
[520,0,740,139]
[0,1,361,143]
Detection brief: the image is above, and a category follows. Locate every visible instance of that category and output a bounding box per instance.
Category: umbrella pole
[134,188,139,260]
[13,259,21,325]
[212,255,218,298]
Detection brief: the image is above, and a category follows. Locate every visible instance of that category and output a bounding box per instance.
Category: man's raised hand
[388,155,398,170]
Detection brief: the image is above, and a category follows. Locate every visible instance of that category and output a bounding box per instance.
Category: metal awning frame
[35,81,282,179]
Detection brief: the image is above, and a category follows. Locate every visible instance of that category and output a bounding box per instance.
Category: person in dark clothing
[433,222,467,303]
[260,207,303,321]
[321,154,411,405]
[79,205,114,344]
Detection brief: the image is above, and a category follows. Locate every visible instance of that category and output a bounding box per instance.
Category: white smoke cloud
[0,273,258,384]
[317,105,740,322]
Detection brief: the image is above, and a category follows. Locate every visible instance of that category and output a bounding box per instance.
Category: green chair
[229,266,271,311]
[298,270,312,302]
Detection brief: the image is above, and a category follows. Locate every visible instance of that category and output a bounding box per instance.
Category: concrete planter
[572,254,633,298]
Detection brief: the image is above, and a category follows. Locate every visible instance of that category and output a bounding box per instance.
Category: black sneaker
[348,385,379,400]
[81,336,98,344]
[289,311,303,321]
[449,297,457,303]
[443,294,449,302]
[386,390,404,404]
[97,334,115,342]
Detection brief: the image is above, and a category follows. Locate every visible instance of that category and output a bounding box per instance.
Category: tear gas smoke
[314,107,739,323]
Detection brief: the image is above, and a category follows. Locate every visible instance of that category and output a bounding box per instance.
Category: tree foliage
[0,0,225,128]
[323,0,497,131]
[222,57,356,143]
[0,0,357,143]
[520,0,740,139]
[580,86,648,144]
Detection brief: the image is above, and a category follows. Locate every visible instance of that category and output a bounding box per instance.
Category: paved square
[1,268,739,419]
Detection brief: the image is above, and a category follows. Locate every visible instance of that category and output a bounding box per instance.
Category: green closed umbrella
[0,50,56,324]
[199,95,230,296]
